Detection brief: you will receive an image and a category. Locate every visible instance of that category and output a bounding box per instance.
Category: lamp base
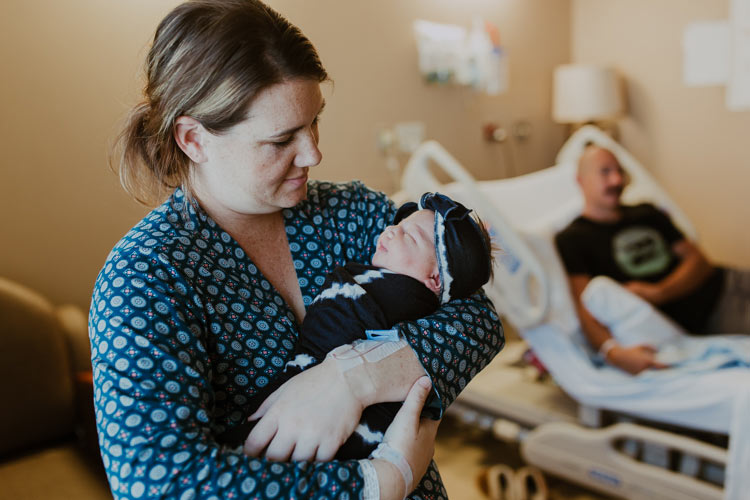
[565,120,619,141]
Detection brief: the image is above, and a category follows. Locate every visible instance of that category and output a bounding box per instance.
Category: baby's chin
[371,251,384,268]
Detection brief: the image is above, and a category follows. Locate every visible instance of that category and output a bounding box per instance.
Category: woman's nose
[295,131,322,168]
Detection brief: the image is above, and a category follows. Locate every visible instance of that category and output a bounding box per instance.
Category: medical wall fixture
[376,121,426,194]
[552,64,624,134]
[413,18,509,95]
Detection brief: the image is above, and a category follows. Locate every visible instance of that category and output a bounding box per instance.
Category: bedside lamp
[553,64,624,136]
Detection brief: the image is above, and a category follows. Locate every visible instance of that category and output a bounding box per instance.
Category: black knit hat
[394,192,492,303]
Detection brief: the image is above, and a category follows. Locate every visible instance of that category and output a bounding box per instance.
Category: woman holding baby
[89,1,503,498]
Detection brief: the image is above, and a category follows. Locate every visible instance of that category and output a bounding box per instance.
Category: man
[555,145,749,374]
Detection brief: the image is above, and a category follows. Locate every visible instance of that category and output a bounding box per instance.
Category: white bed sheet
[523,324,750,500]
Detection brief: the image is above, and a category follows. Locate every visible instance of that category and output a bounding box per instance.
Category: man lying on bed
[555,145,750,374]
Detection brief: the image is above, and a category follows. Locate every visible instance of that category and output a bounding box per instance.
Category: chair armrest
[56,304,92,373]
[74,371,101,461]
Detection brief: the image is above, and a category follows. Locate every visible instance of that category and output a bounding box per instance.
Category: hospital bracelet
[598,338,619,360]
[358,459,380,500]
[370,442,413,499]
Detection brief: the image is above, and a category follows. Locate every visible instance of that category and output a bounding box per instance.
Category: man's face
[577,148,627,211]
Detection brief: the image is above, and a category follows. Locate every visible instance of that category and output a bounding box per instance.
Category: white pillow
[581,276,686,348]
[520,229,581,338]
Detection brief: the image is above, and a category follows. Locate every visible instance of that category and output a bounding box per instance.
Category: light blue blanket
[652,335,750,375]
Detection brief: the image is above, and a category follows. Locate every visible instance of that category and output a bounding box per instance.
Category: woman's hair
[113,0,329,205]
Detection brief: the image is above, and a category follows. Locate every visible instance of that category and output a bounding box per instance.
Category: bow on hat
[394,192,492,304]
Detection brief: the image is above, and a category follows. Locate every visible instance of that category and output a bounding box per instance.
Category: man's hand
[624,280,664,305]
[607,344,668,375]
[243,356,364,462]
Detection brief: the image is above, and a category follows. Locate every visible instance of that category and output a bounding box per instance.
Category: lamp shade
[552,64,623,123]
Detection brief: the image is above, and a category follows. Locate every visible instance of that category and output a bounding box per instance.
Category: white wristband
[598,338,618,360]
[370,442,413,499]
[359,459,380,500]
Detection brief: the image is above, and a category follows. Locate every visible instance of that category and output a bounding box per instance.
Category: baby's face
[372,209,440,292]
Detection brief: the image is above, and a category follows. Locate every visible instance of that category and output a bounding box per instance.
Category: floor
[434,408,613,500]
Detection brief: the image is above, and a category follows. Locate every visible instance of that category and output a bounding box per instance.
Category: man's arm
[626,240,714,305]
[569,274,666,375]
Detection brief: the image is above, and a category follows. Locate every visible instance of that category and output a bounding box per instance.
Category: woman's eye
[273,137,294,147]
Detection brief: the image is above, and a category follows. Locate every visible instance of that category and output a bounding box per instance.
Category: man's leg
[705,267,750,334]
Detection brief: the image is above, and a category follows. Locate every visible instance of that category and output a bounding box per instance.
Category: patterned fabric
[89,181,504,500]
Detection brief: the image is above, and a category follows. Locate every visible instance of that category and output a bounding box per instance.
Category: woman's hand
[372,376,439,499]
[243,356,364,462]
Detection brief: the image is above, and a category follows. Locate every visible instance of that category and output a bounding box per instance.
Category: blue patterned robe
[89,181,504,499]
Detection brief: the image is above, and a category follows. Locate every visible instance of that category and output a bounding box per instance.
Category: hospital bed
[397,126,750,500]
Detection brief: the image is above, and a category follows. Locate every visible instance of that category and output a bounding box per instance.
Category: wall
[571,0,750,268]
[0,0,570,309]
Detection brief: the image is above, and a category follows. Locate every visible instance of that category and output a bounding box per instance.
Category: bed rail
[400,140,549,328]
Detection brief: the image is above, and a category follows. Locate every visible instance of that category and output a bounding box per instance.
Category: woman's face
[192,79,325,217]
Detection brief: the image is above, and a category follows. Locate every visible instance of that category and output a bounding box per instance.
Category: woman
[89,1,504,498]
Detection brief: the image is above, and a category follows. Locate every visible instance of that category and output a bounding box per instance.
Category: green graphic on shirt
[612,226,671,278]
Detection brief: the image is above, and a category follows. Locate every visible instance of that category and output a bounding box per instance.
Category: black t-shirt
[555,203,724,333]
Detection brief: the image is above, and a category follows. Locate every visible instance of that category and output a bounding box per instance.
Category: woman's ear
[174,116,208,164]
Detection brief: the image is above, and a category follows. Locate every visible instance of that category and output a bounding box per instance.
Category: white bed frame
[398,126,731,500]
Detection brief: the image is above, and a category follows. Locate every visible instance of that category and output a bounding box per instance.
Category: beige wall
[571,0,750,268]
[0,0,570,309]
[0,1,179,310]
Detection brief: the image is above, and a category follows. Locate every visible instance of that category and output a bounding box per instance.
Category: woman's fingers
[393,376,432,428]
[291,439,319,462]
[243,416,278,457]
[421,416,440,435]
[249,384,286,421]
[264,433,297,462]
[379,376,438,494]
[314,441,339,463]
[243,359,366,462]
[384,376,432,445]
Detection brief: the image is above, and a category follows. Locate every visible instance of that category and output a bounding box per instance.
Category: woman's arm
[246,184,504,457]
[392,291,504,416]
[90,249,370,499]
[299,291,504,418]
